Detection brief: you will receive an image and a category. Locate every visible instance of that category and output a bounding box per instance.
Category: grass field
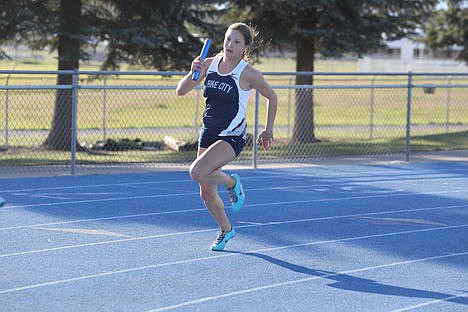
[1,53,467,167]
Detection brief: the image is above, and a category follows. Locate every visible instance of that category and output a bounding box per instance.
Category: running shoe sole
[211,228,236,251]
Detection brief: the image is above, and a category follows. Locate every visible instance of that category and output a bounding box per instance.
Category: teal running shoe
[228,174,245,212]
[211,228,235,251]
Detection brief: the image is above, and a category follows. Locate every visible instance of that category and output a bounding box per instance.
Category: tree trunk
[292,40,315,143]
[43,0,81,150]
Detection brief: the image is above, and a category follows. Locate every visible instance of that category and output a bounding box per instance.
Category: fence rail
[1,70,467,175]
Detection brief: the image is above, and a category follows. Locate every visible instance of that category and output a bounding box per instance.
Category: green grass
[2,130,467,167]
[1,54,467,167]
[2,83,466,130]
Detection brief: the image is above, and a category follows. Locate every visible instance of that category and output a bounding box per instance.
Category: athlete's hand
[257,129,274,151]
[191,56,205,75]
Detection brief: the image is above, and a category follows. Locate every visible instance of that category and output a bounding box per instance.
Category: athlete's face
[223,29,247,59]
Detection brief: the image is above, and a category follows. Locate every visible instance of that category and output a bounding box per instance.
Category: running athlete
[176,22,277,251]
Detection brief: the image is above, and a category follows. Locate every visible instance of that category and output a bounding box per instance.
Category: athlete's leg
[190,140,237,189]
[191,140,237,232]
[199,181,232,232]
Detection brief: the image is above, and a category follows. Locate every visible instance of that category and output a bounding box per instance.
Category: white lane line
[2,173,467,196]
[1,201,465,232]
[1,186,466,211]
[144,251,467,311]
[1,205,467,258]
[0,192,196,210]
[389,293,468,312]
[0,173,417,192]
[0,226,466,296]
[2,175,467,195]
[1,179,193,193]
[0,208,207,231]
[359,217,447,226]
[0,227,217,258]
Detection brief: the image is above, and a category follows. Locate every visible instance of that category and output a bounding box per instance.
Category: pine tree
[0,0,222,149]
[224,0,437,143]
[422,0,467,63]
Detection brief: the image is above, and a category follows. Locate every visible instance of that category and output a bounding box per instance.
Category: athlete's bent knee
[189,163,205,182]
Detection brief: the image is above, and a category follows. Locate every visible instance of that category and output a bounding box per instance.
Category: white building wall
[358,38,468,72]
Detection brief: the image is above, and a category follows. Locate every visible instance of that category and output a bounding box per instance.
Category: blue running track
[0,161,467,311]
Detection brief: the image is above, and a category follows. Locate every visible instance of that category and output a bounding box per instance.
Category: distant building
[358,38,467,72]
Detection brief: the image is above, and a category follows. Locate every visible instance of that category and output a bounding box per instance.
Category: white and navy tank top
[202,55,251,138]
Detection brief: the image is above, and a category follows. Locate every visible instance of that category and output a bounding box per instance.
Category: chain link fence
[1,70,467,175]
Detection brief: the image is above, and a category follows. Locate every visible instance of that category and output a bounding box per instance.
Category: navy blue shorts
[199,128,246,156]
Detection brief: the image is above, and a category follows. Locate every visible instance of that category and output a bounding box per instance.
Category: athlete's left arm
[244,66,278,151]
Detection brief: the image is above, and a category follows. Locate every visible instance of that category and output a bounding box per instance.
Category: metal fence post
[369,75,376,140]
[4,73,11,149]
[70,69,79,175]
[405,71,413,162]
[445,75,453,133]
[3,63,17,150]
[253,90,259,168]
[287,76,293,138]
[102,76,107,141]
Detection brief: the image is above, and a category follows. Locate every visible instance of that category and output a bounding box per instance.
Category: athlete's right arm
[176,57,213,96]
